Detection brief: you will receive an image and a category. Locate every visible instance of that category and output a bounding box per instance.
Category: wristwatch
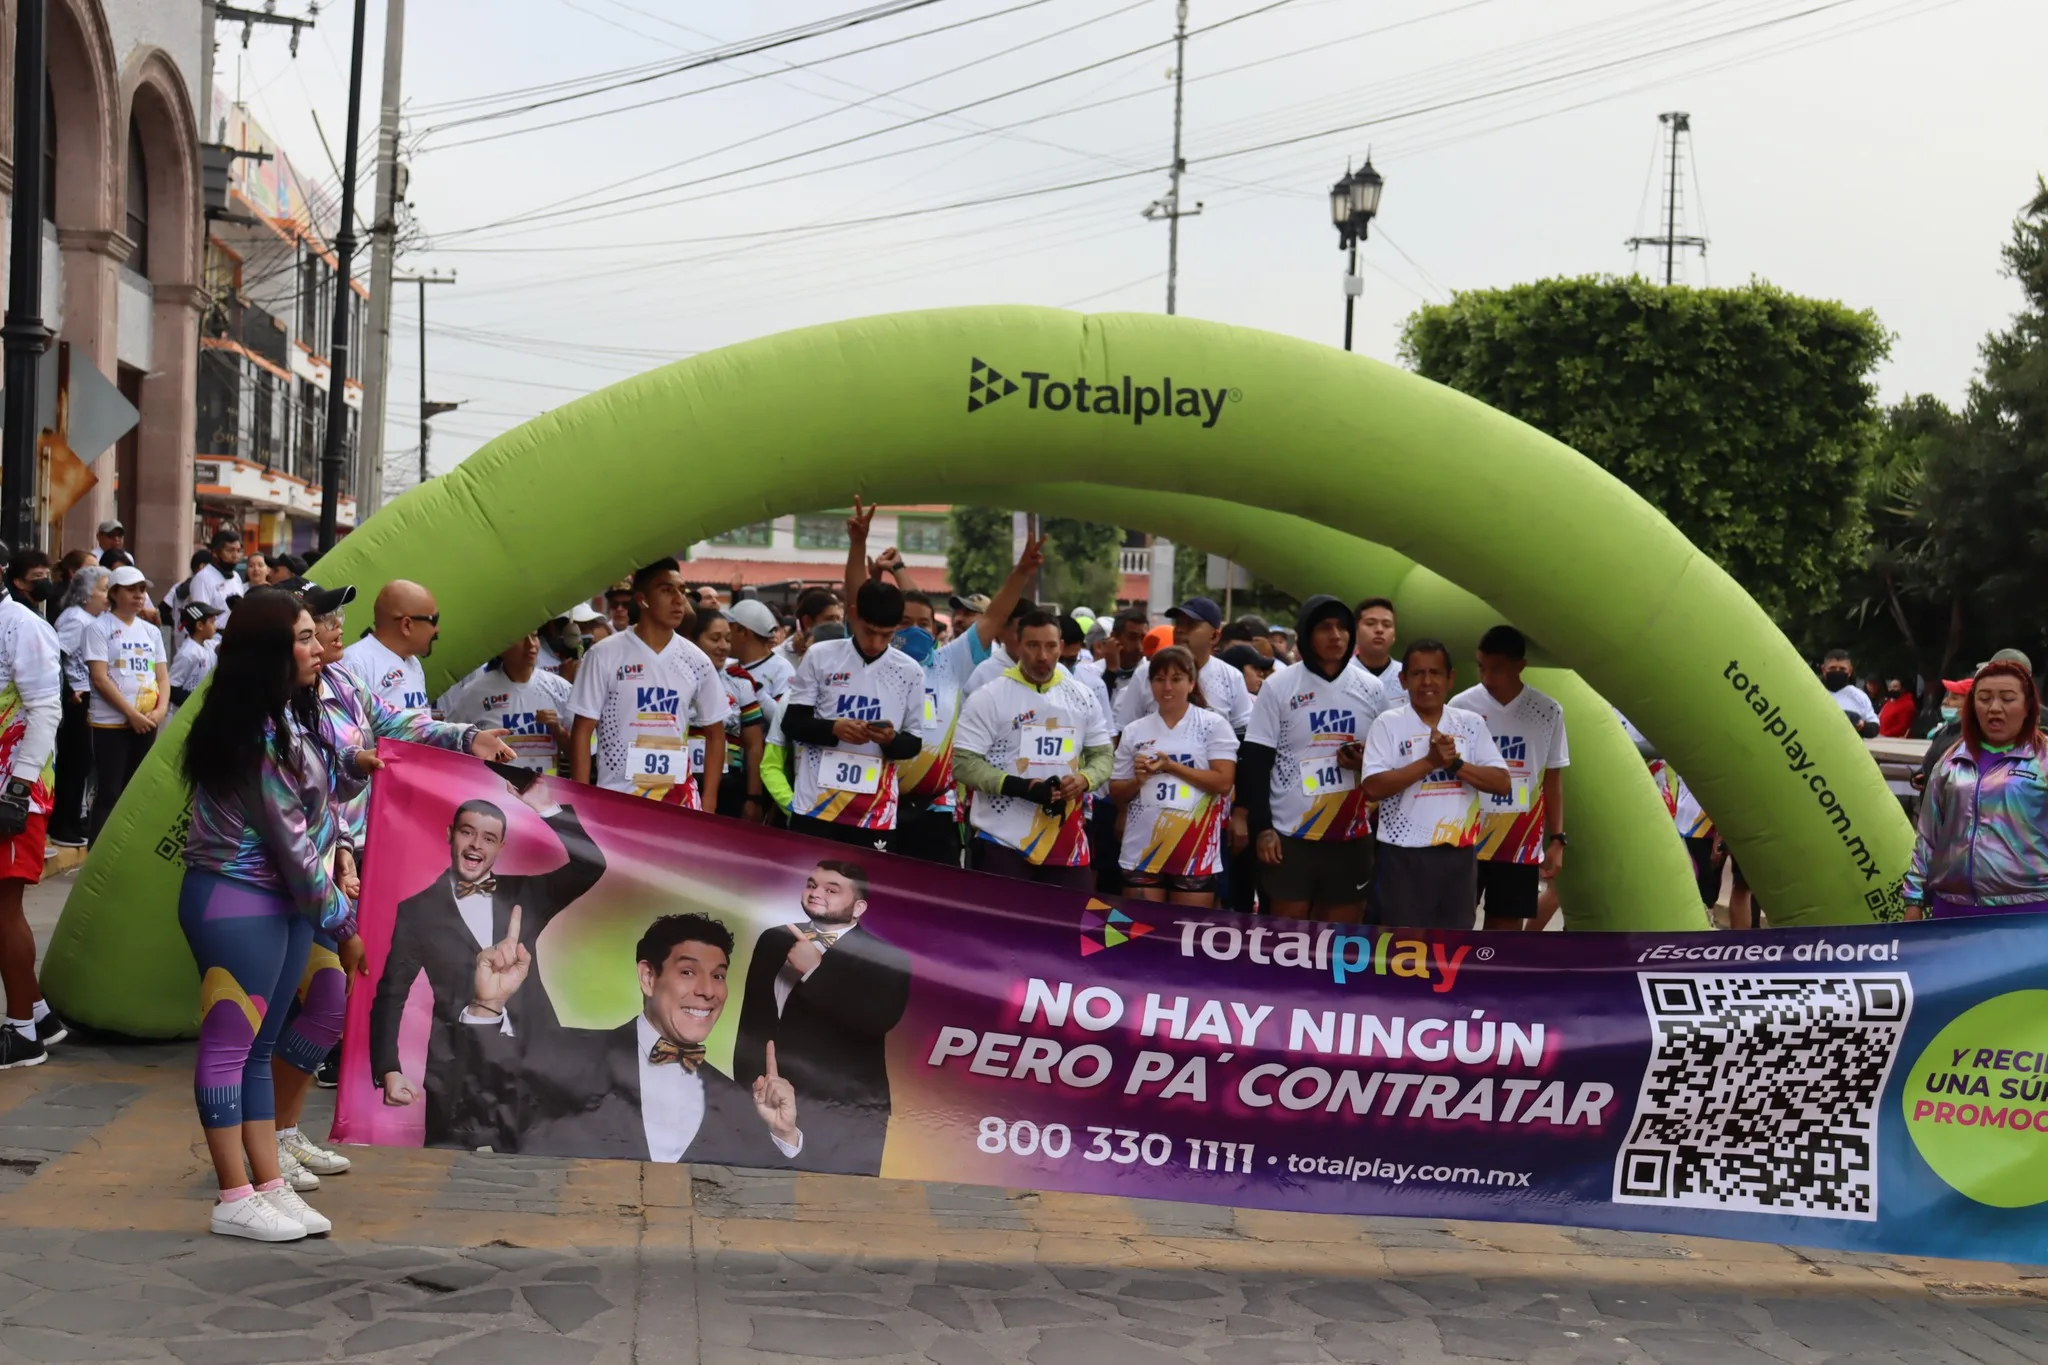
[1445,757,1464,777]
[1548,832,1570,847]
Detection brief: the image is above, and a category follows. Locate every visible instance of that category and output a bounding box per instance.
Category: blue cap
[1167,596,1223,630]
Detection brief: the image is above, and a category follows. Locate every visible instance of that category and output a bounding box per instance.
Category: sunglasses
[405,613,440,627]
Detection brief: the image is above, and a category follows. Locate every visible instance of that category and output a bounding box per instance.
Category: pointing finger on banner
[765,1040,780,1083]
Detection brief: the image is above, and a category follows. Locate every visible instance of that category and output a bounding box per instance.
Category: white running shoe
[280,1129,351,1175]
[275,1146,320,1192]
[261,1184,331,1236]
[210,1192,306,1242]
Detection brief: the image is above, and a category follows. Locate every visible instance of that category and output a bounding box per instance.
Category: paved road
[6,875,2048,1364]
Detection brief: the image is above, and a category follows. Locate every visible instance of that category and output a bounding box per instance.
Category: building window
[251,370,276,469]
[709,520,773,548]
[125,121,149,276]
[296,379,321,481]
[795,513,849,550]
[898,516,951,555]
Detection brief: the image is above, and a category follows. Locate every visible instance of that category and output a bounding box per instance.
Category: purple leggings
[276,931,347,1075]
[178,871,313,1129]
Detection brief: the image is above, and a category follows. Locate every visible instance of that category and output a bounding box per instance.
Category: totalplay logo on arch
[968,358,1237,428]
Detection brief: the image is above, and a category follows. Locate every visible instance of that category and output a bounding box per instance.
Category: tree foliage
[945,507,1121,611]
[1817,179,2048,689]
[1400,276,1890,622]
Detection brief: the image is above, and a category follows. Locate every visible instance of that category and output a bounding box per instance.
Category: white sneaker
[275,1146,320,1192]
[261,1184,331,1237]
[211,1192,306,1242]
[280,1129,351,1175]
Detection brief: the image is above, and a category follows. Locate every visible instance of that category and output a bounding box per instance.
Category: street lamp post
[1329,158,1384,352]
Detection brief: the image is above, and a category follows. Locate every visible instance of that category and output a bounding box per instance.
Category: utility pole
[1141,0,1200,617]
[396,271,457,488]
[356,0,406,516]
[1626,112,1707,286]
[316,0,370,553]
[1,0,49,550]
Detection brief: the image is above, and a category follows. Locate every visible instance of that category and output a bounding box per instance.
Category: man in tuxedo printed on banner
[463,912,803,1165]
[734,859,911,1175]
[370,776,606,1149]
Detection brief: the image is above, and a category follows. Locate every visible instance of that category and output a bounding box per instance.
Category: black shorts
[1373,842,1478,931]
[1122,867,1219,895]
[1260,835,1373,909]
[1477,859,1540,921]
[787,812,893,856]
[893,801,962,867]
[972,839,1094,893]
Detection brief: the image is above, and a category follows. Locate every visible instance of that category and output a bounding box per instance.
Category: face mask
[30,579,56,603]
[892,626,935,664]
[1941,706,1961,723]
[1822,670,1853,691]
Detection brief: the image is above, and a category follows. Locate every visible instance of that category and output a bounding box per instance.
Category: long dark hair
[182,588,324,799]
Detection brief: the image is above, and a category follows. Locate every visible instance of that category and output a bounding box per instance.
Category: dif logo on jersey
[967,358,1240,428]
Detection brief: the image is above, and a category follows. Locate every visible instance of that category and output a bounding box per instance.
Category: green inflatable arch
[45,307,1911,1037]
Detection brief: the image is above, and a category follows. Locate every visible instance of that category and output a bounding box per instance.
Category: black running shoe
[314,1053,340,1089]
[35,1009,68,1046]
[0,1027,48,1069]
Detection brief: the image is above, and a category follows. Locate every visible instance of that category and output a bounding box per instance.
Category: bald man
[341,580,441,714]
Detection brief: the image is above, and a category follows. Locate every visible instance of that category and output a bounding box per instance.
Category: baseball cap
[949,592,991,614]
[272,576,358,618]
[811,622,849,643]
[179,601,222,629]
[107,565,148,588]
[726,598,779,638]
[1942,678,1973,696]
[96,519,123,536]
[1166,596,1223,630]
[1218,643,1275,673]
[1991,648,2034,674]
[568,602,603,625]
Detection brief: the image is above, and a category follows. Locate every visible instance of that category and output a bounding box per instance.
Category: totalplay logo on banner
[968,358,1239,427]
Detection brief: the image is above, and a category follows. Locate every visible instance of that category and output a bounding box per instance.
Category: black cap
[179,601,222,630]
[272,575,358,618]
[1218,643,1275,673]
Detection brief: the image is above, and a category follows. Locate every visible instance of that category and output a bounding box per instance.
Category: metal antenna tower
[1142,0,1202,316]
[1626,111,1708,285]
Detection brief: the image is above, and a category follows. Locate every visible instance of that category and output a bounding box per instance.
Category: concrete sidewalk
[6,876,2048,1364]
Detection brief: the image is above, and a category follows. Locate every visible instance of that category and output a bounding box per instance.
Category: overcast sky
[225,0,2045,487]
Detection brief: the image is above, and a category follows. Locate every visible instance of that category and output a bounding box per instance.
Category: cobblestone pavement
[8,882,2048,1363]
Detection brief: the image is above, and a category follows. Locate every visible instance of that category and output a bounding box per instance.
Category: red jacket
[1878,694,1917,738]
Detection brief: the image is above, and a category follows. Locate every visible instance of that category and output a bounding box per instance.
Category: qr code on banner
[1612,974,1912,1221]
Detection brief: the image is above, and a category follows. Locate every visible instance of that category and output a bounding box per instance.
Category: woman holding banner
[1904,659,2048,920]
[264,579,512,1192]
[177,588,359,1243]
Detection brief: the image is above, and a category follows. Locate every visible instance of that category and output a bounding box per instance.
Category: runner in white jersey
[840,504,1043,866]
[725,599,794,704]
[0,594,67,1068]
[681,608,768,822]
[168,603,222,708]
[1111,597,1253,735]
[441,633,575,776]
[568,559,731,809]
[1239,595,1390,922]
[340,580,441,714]
[1110,646,1238,906]
[953,610,1113,892]
[1448,625,1570,931]
[1362,640,1511,930]
[1352,596,1403,689]
[82,566,169,843]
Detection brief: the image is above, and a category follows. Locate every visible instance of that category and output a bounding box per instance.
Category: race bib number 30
[823,747,881,795]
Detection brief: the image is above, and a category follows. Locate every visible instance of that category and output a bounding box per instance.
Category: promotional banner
[337,743,2047,1263]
